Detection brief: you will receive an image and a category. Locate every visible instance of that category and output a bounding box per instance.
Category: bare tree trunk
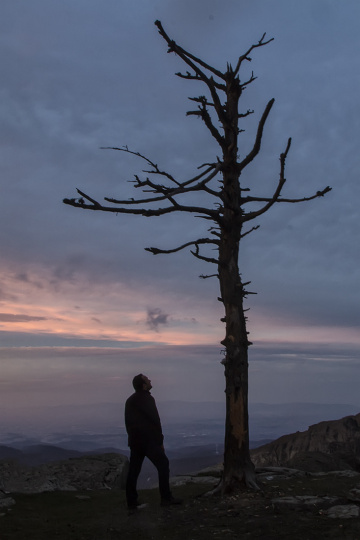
[216,76,258,492]
[218,204,257,492]
[221,277,257,491]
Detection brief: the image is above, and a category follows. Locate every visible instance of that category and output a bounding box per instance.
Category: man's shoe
[161,496,183,506]
[128,502,148,513]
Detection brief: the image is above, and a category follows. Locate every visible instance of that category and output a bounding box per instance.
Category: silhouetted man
[124,374,181,509]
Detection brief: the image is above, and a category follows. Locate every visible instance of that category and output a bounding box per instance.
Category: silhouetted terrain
[0,414,360,489]
[2,411,360,539]
[252,412,360,472]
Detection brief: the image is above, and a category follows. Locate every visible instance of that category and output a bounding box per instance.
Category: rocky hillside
[0,453,128,493]
[251,413,360,471]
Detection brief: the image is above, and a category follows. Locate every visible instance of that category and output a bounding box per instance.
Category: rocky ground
[2,467,360,539]
[0,453,128,493]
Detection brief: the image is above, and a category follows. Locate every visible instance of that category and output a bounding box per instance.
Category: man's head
[132,374,152,392]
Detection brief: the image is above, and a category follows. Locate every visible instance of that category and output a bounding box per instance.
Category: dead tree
[64,21,331,493]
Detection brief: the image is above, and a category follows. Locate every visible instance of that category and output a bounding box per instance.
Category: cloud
[0,287,17,302]
[0,263,221,345]
[146,307,170,332]
[0,313,47,323]
[0,0,359,415]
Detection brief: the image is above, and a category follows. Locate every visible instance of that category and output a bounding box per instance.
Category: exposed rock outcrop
[0,490,16,510]
[251,413,360,471]
[0,453,128,494]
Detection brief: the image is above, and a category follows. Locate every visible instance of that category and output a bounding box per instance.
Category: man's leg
[126,446,145,507]
[146,444,172,501]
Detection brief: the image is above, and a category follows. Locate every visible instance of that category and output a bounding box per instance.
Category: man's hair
[132,373,145,391]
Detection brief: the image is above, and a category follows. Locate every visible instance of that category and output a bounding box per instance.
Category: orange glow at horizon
[0,265,222,346]
[2,265,359,350]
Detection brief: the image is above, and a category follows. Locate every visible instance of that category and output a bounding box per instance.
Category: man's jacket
[124,390,164,447]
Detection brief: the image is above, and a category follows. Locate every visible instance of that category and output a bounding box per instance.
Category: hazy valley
[2,400,359,449]
[1,401,359,488]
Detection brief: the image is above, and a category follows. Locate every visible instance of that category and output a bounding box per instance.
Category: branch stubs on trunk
[216,73,257,493]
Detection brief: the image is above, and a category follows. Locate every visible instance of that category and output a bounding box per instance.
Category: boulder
[0,490,15,510]
[326,505,360,519]
[348,487,360,502]
[170,475,219,487]
[272,495,340,513]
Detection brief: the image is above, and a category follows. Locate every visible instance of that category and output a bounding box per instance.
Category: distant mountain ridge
[251,412,360,472]
[2,412,360,494]
[0,444,124,467]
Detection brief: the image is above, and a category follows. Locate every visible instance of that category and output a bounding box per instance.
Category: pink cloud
[0,264,221,345]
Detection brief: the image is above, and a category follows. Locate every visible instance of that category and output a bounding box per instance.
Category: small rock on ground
[326,505,360,519]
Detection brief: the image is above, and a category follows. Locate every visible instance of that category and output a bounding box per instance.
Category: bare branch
[190,243,219,265]
[64,189,221,220]
[155,21,227,127]
[103,145,222,193]
[177,72,226,92]
[240,225,260,238]
[238,109,254,119]
[188,96,215,108]
[239,72,257,90]
[278,186,332,202]
[233,33,274,76]
[101,146,180,186]
[245,186,332,206]
[145,235,220,264]
[187,99,225,148]
[242,289,257,296]
[145,237,219,256]
[74,189,103,209]
[243,138,291,221]
[104,163,222,206]
[199,273,219,279]
[241,139,331,220]
[175,70,201,81]
[155,20,225,80]
[238,98,275,171]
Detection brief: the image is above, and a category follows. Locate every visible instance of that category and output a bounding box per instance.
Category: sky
[1,0,360,425]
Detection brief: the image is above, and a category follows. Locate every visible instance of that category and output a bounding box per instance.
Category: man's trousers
[126,442,172,506]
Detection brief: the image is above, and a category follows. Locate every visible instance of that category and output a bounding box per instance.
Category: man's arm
[140,393,164,443]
